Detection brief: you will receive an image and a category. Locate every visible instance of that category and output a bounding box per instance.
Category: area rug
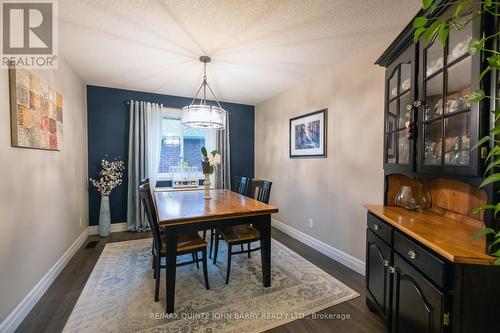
[63,238,359,333]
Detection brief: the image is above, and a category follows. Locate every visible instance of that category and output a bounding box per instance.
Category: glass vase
[395,183,432,211]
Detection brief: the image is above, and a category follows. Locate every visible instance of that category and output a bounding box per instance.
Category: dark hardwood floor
[16,228,385,333]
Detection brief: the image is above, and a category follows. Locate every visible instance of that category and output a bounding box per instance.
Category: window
[158,109,216,180]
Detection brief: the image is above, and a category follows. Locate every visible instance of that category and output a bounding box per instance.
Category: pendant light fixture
[181,56,226,129]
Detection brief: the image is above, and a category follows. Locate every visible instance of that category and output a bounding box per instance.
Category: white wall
[255,45,386,262]
[0,58,88,323]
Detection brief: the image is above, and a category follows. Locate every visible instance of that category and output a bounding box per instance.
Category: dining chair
[206,176,250,258]
[213,179,272,284]
[231,176,249,195]
[141,178,197,269]
[139,183,209,302]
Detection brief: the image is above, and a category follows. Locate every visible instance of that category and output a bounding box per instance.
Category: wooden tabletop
[364,205,495,265]
[156,189,279,226]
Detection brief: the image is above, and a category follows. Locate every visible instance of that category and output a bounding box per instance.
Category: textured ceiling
[59,0,421,105]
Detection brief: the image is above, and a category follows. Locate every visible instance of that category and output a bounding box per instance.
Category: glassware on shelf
[448,16,472,63]
[394,183,432,211]
[425,72,444,120]
[399,92,412,128]
[424,121,442,165]
[426,40,444,77]
[398,134,409,164]
[445,57,472,114]
[400,63,411,92]
[445,96,471,114]
[444,113,471,166]
[389,71,398,98]
[424,141,440,165]
[444,136,470,166]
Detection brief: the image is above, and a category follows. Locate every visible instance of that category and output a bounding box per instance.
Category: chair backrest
[231,176,249,195]
[247,179,272,204]
[138,183,162,250]
[139,178,150,186]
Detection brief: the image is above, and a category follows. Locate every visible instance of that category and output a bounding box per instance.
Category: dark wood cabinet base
[365,212,500,332]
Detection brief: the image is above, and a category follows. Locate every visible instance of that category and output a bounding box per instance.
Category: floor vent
[84,241,99,249]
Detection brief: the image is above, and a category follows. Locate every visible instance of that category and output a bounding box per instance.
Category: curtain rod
[126,99,231,115]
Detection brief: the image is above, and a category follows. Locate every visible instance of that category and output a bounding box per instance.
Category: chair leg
[202,229,207,240]
[151,241,155,269]
[202,248,209,290]
[153,253,158,278]
[241,244,244,252]
[226,244,232,285]
[213,231,220,265]
[194,251,200,269]
[248,243,251,258]
[154,254,160,302]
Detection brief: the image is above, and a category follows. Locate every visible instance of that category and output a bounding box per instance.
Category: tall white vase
[99,195,111,237]
[204,173,211,199]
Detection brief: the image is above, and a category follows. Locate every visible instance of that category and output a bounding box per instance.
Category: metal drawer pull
[408,250,417,259]
[388,266,396,274]
[373,224,380,231]
[383,259,389,267]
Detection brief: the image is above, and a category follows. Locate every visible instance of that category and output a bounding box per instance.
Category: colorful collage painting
[9,68,63,150]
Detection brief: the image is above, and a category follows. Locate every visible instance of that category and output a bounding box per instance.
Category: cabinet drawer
[394,231,446,288]
[367,213,393,245]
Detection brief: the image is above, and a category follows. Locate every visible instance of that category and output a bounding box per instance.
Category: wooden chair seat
[218,225,260,243]
[160,232,207,254]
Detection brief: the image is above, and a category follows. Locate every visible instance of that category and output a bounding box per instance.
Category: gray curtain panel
[215,111,231,189]
[127,100,162,231]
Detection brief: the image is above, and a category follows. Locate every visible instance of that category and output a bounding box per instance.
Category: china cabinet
[379,3,487,177]
[368,2,500,332]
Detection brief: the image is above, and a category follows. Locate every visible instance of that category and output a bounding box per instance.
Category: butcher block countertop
[364,204,495,265]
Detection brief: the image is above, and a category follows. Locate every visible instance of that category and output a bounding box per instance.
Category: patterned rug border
[237,290,360,333]
[69,236,360,333]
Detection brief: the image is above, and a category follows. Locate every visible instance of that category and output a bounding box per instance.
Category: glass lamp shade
[181,104,226,129]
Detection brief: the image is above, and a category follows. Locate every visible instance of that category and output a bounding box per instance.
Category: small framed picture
[289,109,327,158]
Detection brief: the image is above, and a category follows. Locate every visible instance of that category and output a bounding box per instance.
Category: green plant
[201,147,221,174]
[413,0,500,264]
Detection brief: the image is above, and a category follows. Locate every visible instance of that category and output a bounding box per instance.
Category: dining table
[155,188,279,313]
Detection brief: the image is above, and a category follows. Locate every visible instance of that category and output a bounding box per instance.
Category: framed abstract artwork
[9,67,63,151]
[289,109,327,158]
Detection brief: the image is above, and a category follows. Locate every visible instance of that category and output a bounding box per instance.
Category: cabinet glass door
[418,11,480,176]
[384,46,416,172]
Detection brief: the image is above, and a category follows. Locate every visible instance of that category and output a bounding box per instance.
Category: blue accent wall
[87,85,255,226]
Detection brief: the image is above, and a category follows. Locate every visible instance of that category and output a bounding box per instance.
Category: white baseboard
[0,228,89,333]
[88,222,128,235]
[272,218,365,276]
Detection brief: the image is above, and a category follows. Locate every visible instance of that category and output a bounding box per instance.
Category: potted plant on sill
[89,157,124,236]
[201,147,221,199]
